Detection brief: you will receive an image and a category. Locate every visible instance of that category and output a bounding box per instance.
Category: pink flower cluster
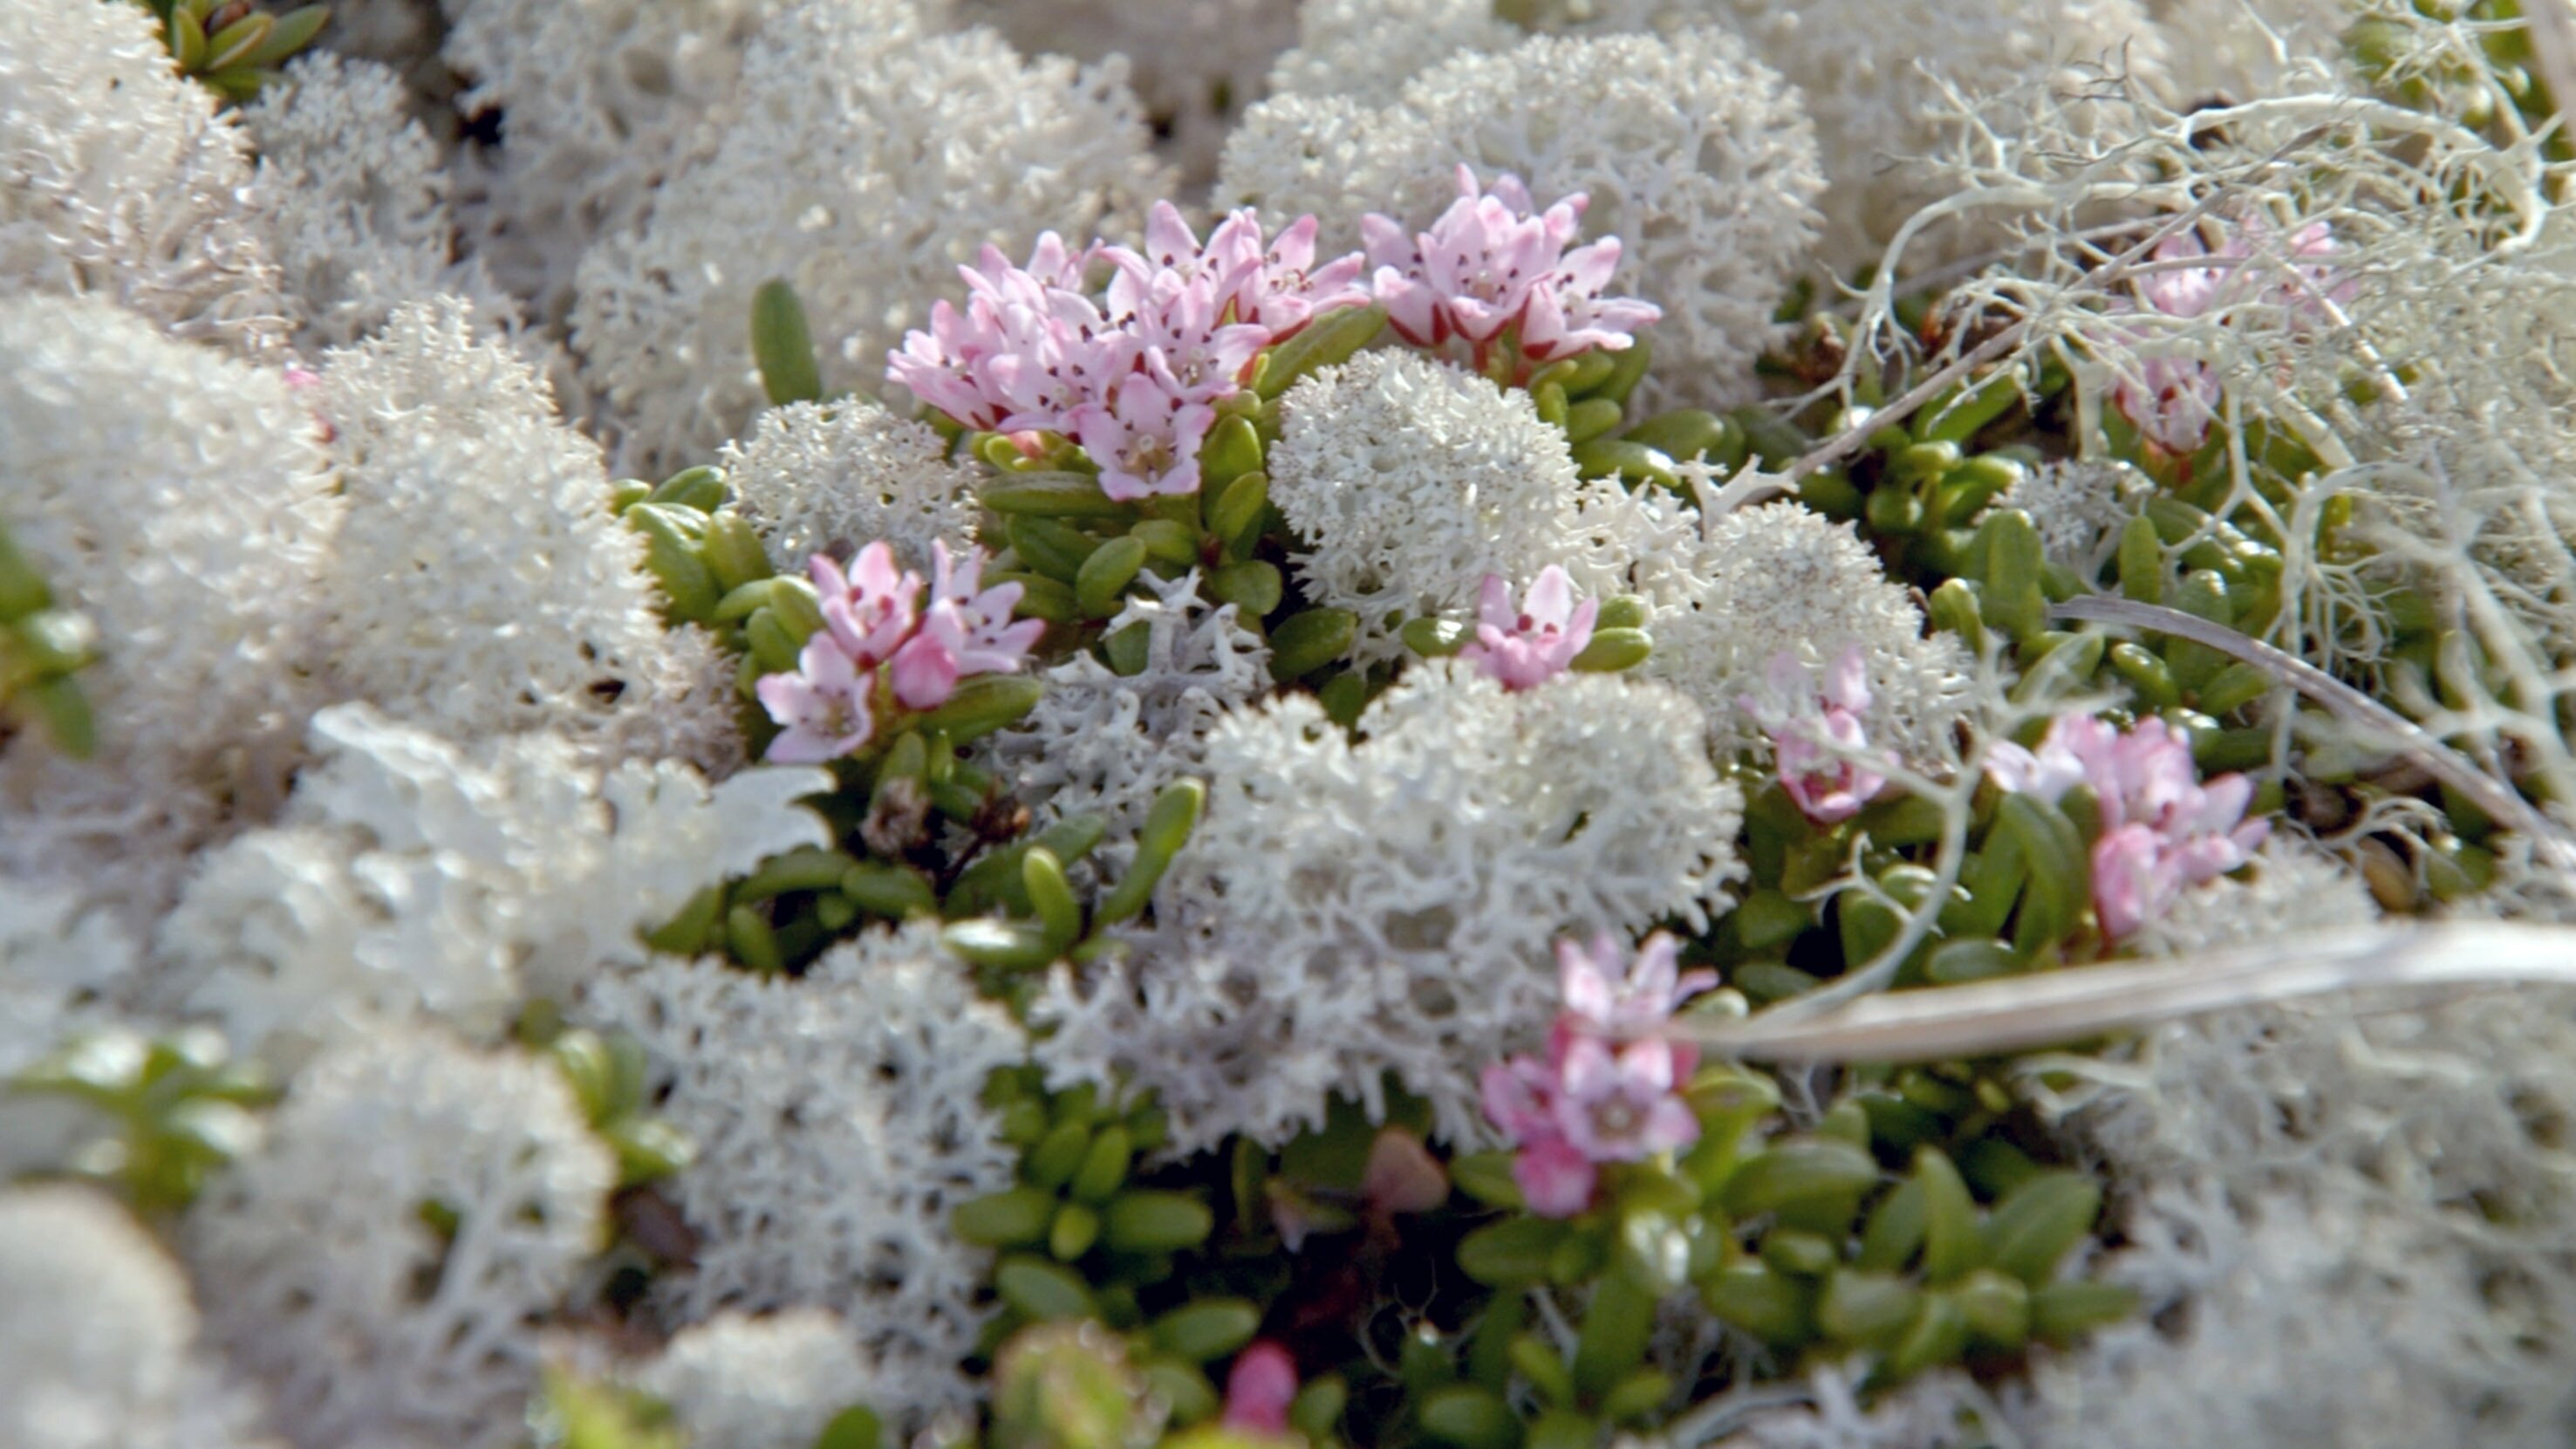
[2108,216,2353,455]
[892,172,1664,496]
[888,205,1367,500]
[1742,645,1887,825]
[755,540,1043,764]
[1364,165,1660,372]
[1481,933,1714,1218]
[1460,565,1595,690]
[1987,713,2271,940]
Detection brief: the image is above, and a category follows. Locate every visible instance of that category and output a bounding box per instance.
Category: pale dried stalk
[1681,922,2576,1063]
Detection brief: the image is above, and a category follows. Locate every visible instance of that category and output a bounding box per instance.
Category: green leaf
[995,1255,1098,1321]
[751,280,823,406]
[1103,1190,1213,1253]
[911,675,1043,743]
[1253,304,1386,400]
[1149,1299,1261,1363]
[1417,1385,1522,1449]
[1455,1217,1568,1288]
[1720,1140,1881,1218]
[1268,607,1356,680]
[242,4,330,68]
[954,1186,1058,1247]
[1981,1171,2102,1286]
[984,472,1138,519]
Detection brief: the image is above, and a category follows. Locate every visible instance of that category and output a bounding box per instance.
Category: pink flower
[1216,211,1370,338]
[1069,354,1216,501]
[755,634,875,763]
[1104,202,1369,342]
[1557,932,1717,1045]
[1520,236,1664,363]
[2105,216,2351,455]
[1459,566,1596,690]
[922,540,1046,675]
[812,543,920,667]
[1363,165,1657,366]
[1554,1036,1701,1163]
[887,234,1117,434]
[1512,1134,1599,1220]
[1110,263,1270,407]
[1986,712,2271,939]
[1222,1343,1300,1437]
[1743,646,1886,824]
[1480,933,1717,1218]
[1481,1056,1560,1143]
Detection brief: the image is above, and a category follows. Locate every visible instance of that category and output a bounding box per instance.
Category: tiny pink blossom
[1557,932,1718,1045]
[1069,356,1215,501]
[2105,216,2351,455]
[1554,1035,1701,1163]
[1511,1134,1599,1219]
[1459,566,1596,690]
[812,543,919,667]
[755,634,875,763]
[887,631,961,710]
[1987,711,2271,939]
[1744,646,1886,824]
[1363,165,1656,366]
[1480,1056,1558,1143]
[924,540,1046,674]
[1222,1343,1300,1437]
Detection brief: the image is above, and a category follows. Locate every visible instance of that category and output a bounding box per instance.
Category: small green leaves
[1568,626,1651,673]
[1457,1217,1569,1288]
[1268,608,1356,680]
[1980,1171,2103,1285]
[1148,1300,1261,1363]
[957,1186,1060,1247]
[986,473,1138,519]
[998,1255,1101,1322]
[1720,1139,1881,1218]
[1254,304,1387,400]
[751,280,824,406]
[1418,1385,1520,1449]
[1103,1190,1213,1254]
[912,675,1044,742]
[1076,536,1150,619]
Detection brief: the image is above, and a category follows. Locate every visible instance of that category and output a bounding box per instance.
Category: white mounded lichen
[154,703,830,1068]
[1262,0,1516,109]
[571,0,1170,471]
[1648,501,1974,759]
[243,54,498,351]
[628,1310,887,1449]
[441,0,797,327]
[954,0,1295,186]
[185,1024,616,1449]
[1267,351,1653,667]
[315,297,739,769]
[0,882,140,1082]
[1032,662,1743,1152]
[575,924,1026,1427]
[0,0,282,355]
[0,296,339,920]
[989,571,1271,878]
[0,1184,276,1449]
[1533,0,2171,271]
[1225,26,1826,408]
[718,398,981,575]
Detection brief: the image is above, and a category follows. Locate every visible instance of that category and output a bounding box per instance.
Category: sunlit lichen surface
[8,2,2576,1446]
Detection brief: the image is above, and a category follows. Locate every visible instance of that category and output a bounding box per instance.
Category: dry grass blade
[1680,922,2576,1063]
